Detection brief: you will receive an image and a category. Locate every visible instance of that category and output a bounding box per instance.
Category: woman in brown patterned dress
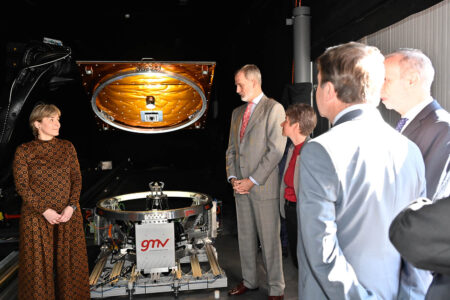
[13,104,90,300]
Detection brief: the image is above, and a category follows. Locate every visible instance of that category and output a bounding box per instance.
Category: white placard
[135,222,175,273]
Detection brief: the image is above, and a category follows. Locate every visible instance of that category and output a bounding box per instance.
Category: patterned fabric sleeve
[13,145,48,214]
[67,142,82,206]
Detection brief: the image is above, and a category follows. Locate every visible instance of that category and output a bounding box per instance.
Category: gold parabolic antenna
[77,62,216,133]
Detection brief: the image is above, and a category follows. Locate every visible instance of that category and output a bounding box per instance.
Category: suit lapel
[284,136,310,198]
[243,96,267,136]
[283,144,294,175]
[236,105,246,144]
[403,100,440,136]
[294,137,310,196]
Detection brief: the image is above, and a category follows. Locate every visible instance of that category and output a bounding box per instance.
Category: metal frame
[91,190,226,298]
[91,69,208,134]
[96,191,212,221]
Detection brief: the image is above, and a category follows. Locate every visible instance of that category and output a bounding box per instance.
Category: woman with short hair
[279,103,317,268]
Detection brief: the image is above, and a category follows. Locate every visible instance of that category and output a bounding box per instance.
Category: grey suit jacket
[226,96,286,200]
[390,195,450,300]
[279,137,309,218]
[297,105,432,299]
[403,100,450,200]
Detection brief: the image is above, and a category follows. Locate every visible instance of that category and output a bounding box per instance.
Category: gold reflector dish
[77,61,216,133]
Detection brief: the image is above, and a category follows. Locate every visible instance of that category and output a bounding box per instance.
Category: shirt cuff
[228,176,237,182]
[249,176,259,185]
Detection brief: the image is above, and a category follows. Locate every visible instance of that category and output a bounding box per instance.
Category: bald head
[381,49,434,115]
[386,49,434,91]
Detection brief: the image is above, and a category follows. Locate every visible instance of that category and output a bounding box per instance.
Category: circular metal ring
[96,190,212,221]
[91,69,207,134]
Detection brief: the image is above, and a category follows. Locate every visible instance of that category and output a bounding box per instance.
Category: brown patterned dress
[13,138,90,300]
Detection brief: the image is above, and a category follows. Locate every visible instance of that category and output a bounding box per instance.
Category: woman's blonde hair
[29,104,61,137]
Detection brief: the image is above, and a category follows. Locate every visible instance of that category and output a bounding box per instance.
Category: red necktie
[240,102,254,141]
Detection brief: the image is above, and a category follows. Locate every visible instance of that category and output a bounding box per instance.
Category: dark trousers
[280,217,288,248]
[284,201,298,268]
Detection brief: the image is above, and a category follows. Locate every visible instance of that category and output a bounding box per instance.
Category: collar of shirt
[333,103,370,125]
[401,96,433,132]
[247,93,264,115]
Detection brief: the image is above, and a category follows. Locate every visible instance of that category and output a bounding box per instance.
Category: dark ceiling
[0,0,444,196]
[0,0,443,93]
[1,0,442,57]
[0,0,444,164]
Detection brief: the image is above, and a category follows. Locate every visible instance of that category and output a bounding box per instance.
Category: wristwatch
[69,204,77,211]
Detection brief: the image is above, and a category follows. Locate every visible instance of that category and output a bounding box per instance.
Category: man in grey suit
[226,64,286,299]
[297,42,432,299]
[381,49,450,200]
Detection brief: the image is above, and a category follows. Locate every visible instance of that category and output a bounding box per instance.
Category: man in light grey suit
[226,64,286,300]
[297,42,432,299]
[381,49,450,201]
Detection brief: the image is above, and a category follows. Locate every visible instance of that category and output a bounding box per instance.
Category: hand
[233,178,254,194]
[57,206,75,223]
[43,209,62,225]
[230,178,238,188]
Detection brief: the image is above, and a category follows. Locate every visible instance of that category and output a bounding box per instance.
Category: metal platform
[90,243,227,298]
[90,183,227,298]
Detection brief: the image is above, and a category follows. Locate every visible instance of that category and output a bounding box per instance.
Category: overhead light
[146,96,155,109]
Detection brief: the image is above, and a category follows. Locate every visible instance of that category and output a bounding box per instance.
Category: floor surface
[97,234,299,300]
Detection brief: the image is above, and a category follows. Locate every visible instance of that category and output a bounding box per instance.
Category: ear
[324,81,337,102]
[406,70,421,87]
[293,122,301,133]
[34,120,41,130]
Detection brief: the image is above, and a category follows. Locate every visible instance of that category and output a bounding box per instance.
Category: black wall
[0,0,443,197]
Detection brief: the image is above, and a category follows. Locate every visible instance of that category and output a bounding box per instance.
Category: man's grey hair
[236,64,262,85]
[386,48,435,91]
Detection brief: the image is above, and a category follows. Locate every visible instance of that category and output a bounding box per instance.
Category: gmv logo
[141,238,170,251]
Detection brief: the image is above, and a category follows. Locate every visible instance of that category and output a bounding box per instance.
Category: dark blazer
[403,100,450,199]
[390,195,450,299]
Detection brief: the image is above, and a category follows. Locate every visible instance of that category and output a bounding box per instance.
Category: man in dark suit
[390,186,450,299]
[297,42,432,299]
[381,49,450,200]
[226,64,286,300]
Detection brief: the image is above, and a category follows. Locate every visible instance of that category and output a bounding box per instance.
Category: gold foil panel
[97,73,202,127]
[77,61,216,133]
